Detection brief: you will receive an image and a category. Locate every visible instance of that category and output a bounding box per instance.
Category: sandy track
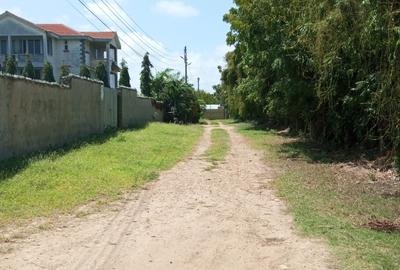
[0,124,335,270]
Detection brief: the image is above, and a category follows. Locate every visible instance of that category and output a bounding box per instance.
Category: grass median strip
[0,123,203,226]
[204,128,230,165]
[235,122,400,270]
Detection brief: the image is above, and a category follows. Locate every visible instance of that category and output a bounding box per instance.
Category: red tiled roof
[37,24,116,40]
[37,24,84,36]
[81,32,116,39]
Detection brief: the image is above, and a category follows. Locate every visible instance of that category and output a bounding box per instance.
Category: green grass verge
[204,128,230,164]
[0,123,203,226]
[235,122,400,270]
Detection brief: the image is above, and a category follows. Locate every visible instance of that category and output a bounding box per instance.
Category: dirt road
[0,125,334,270]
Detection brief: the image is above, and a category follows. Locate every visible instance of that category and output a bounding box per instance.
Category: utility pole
[197,77,200,91]
[181,46,188,84]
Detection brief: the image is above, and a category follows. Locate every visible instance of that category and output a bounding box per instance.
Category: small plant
[119,59,131,87]
[60,65,70,77]
[43,62,55,82]
[79,65,91,78]
[5,55,17,75]
[22,56,35,79]
[95,61,109,87]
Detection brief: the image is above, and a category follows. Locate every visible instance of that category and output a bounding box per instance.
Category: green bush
[79,65,91,78]
[95,62,109,87]
[43,62,55,82]
[22,57,35,79]
[5,55,17,75]
[60,65,70,77]
[153,69,201,124]
[119,60,131,87]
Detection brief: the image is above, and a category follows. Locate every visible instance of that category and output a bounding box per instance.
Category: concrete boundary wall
[118,87,164,129]
[203,108,226,120]
[0,74,163,161]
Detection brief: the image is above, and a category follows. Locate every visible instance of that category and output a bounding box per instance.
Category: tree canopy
[220,0,400,171]
[152,69,201,123]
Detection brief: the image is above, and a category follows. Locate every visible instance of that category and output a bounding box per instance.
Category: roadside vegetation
[0,123,203,227]
[235,122,400,270]
[218,1,400,171]
[204,128,230,166]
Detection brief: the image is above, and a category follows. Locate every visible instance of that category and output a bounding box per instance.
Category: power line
[100,0,177,62]
[109,0,177,59]
[67,0,101,31]
[77,0,143,59]
[91,0,171,65]
[66,0,132,61]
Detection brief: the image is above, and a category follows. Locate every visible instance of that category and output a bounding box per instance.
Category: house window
[0,40,7,55]
[64,41,69,52]
[12,40,26,54]
[34,40,41,54]
[47,38,53,56]
[12,39,42,55]
[28,40,34,54]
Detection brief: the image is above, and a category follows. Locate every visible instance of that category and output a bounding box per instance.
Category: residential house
[0,11,121,88]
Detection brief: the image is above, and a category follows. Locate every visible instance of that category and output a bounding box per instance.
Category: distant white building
[0,11,121,88]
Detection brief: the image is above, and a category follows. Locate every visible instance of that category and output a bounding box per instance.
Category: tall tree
[119,59,131,87]
[221,0,400,171]
[5,55,17,75]
[22,57,35,79]
[43,62,55,82]
[95,62,109,87]
[140,52,153,97]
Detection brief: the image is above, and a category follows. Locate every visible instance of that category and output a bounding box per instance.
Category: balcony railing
[15,54,44,64]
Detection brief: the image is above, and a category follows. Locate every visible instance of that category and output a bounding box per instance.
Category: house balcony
[91,58,108,69]
[90,58,120,73]
[15,54,44,66]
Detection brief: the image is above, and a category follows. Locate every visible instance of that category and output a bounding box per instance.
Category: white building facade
[0,11,121,88]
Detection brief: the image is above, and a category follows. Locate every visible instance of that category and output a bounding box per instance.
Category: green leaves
[221,0,400,159]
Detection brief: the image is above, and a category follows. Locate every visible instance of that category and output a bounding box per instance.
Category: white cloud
[153,0,199,18]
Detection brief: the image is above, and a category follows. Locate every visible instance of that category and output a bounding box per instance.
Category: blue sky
[0,0,233,92]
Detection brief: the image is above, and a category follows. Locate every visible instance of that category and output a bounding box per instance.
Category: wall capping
[0,72,65,88]
[119,86,138,92]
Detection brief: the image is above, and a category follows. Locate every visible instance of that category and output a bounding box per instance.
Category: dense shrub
[43,62,55,82]
[220,0,400,165]
[5,56,17,75]
[22,57,35,79]
[153,69,201,124]
[95,62,109,87]
[119,60,131,87]
[60,65,70,77]
[79,65,91,78]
